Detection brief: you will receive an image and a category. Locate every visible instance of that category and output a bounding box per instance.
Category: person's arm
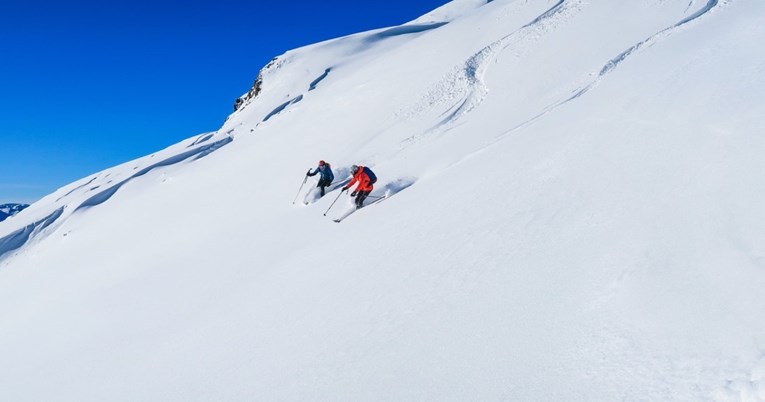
[306,168,317,176]
[343,175,358,191]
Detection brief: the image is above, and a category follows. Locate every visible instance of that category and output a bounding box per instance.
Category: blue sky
[0,0,447,204]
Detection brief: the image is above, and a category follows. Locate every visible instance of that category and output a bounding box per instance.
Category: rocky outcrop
[233,57,280,112]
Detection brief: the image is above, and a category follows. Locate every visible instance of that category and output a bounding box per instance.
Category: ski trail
[329,177,416,223]
[442,0,725,174]
[436,0,571,128]
[497,0,723,137]
[398,0,581,148]
[523,0,566,28]
[685,0,697,13]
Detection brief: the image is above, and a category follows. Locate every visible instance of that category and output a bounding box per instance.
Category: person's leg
[356,191,369,208]
[317,178,327,196]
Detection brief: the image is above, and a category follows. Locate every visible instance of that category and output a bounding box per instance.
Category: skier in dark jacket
[307,160,334,196]
[342,164,377,208]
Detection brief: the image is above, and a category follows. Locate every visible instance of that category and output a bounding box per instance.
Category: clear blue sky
[0,0,447,204]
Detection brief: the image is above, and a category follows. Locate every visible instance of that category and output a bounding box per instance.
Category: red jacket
[347,166,374,192]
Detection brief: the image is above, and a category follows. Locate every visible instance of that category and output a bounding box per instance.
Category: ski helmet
[351,165,359,175]
[318,160,325,166]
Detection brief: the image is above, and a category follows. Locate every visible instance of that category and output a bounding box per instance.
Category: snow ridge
[77,136,232,211]
[0,207,63,260]
[0,134,233,263]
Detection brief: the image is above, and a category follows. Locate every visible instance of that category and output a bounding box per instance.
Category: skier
[306,160,334,197]
[342,164,377,208]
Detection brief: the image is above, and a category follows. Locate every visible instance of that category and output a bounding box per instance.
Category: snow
[2,0,765,400]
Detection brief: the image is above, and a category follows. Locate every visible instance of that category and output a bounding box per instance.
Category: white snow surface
[2,0,765,400]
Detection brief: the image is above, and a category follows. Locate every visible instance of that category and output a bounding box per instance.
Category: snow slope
[2,0,765,400]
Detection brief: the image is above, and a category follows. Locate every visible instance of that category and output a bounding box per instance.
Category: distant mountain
[0,203,28,222]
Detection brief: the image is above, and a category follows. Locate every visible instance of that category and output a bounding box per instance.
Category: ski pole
[292,175,309,204]
[324,189,345,216]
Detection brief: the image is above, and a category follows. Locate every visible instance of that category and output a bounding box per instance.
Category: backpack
[363,166,377,184]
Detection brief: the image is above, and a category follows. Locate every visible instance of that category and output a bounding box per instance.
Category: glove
[306,169,311,175]
[351,191,357,197]
[341,187,348,192]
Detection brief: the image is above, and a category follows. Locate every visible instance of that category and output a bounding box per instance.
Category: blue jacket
[308,164,334,182]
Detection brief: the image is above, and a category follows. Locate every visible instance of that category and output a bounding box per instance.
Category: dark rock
[233,57,282,113]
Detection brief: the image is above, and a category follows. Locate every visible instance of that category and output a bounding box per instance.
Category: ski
[332,195,387,223]
[332,206,359,223]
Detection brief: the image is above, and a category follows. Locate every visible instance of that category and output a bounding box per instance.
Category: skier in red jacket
[342,165,377,208]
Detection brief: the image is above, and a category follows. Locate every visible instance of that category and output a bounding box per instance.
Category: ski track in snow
[400,0,723,159]
[427,0,727,189]
[499,0,724,136]
[686,0,698,14]
[398,0,579,148]
[331,177,417,222]
[523,0,567,28]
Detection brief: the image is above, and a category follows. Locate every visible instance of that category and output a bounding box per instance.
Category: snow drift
[2,0,765,400]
